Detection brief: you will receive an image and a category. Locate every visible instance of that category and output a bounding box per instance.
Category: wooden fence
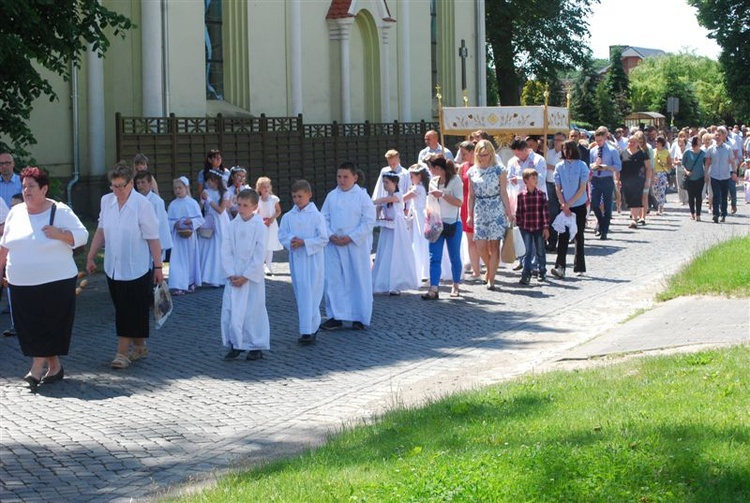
[116,113,440,210]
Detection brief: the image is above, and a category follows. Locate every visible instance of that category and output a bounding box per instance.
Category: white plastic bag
[154,281,173,330]
[423,195,443,243]
[513,225,526,258]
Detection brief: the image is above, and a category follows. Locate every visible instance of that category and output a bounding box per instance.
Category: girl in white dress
[404,165,430,282]
[372,173,418,294]
[199,170,231,286]
[166,177,204,295]
[227,167,250,219]
[255,177,283,275]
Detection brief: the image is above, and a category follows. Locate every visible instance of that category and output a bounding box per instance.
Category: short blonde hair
[255,176,273,193]
[474,139,496,160]
[385,149,399,159]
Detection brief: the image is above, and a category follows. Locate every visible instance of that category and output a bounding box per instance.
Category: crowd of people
[1,120,748,388]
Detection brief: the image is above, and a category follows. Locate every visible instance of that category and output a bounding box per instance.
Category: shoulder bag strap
[48,202,57,226]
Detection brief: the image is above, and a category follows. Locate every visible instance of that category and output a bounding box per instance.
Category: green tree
[629,52,731,125]
[603,46,631,124]
[0,0,133,155]
[571,56,601,126]
[485,0,599,106]
[688,0,750,121]
[521,81,546,106]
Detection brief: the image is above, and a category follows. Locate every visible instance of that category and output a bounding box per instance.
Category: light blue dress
[469,164,507,240]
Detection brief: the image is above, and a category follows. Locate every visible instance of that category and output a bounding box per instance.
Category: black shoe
[599,234,608,240]
[298,333,317,345]
[720,216,726,222]
[537,275,546,282]
[1,307,9,314]
[223,349,242,360]
[519,275,531,285]
[246,350,263,361]
[319,318,343,331]
[42,367,64,384]
[351,321,366,330]
[594,229,601,237]
[3,327,16,337]
[23,373,40,391]
[713,215,719,223]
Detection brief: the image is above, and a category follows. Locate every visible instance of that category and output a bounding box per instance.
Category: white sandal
[110,353,131,369]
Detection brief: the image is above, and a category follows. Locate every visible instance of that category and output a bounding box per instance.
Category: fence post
[169,113,177,181]
[217,113,224,152]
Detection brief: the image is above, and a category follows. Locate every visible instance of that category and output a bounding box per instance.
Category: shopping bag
[423,195,443,243]
[512,225,526,258]
[501,225,516,263]
[153,281,173,330]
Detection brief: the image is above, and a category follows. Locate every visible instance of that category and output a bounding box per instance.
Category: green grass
[173,346,750,503]
[657,236,750,301]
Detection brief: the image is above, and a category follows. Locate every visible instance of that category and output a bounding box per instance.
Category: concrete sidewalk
[559,297,749,360]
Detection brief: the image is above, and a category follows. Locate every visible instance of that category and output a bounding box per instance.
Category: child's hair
[338,161,357,176]
[291,179,312,194]
[355,169,366,187]
[237,188,259,205]
[384,149,399,160]
[382,172,400,192]
[409,164,430,193]
[205,169,227,199]
[521,168,538,181]
[11,192,22,201]
[134,170,153,183]
[133,153,149,166]
[255,176,273,194]
[229,166,246,186]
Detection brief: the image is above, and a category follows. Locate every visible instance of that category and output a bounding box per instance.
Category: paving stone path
[1,200,748,502]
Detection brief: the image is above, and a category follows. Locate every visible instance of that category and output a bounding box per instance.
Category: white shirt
[507,151,547,194]
[418,144,454,166]
[147,191,173,252]
[98,190,160,281]
[1,202,88,286]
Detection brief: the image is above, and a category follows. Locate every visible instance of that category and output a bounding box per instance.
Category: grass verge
[173,346,749,503]
[657,235,750,301]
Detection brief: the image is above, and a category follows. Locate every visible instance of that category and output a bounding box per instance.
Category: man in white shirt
[418,130,454,166]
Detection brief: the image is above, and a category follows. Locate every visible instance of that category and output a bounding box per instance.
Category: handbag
[512,224,526,258]
[49,203,86,256]
[441,221,458,238]
[501,225,516,263]
[423,195,443,243]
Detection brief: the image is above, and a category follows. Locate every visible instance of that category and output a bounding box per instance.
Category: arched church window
[205,0,224,100]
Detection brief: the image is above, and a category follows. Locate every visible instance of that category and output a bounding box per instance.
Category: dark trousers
[710,178,730,218]
[728,179,737,208]
[686,178,705,216]
[590,176,614,237]
[556,204,587,273]
[546,181,559,248]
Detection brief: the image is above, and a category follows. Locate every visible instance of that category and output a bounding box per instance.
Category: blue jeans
[590,176,614,236]
[520,229,546,277]
[711,178,730,218]
[429,221,463,287]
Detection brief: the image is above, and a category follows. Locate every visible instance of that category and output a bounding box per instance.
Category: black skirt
[107,271,152,339]
[10,276,77,357]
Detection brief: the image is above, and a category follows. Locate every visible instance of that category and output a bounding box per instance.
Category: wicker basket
[177,228,193,238]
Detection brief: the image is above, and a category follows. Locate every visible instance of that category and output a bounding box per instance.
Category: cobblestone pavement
[1,200,748,502]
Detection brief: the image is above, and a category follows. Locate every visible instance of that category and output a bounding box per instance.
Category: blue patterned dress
[469,164,507,240]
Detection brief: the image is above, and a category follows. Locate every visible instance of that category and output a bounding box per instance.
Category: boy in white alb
[278,180,329,344]
[320,162,376,331]
[220,189,269,361]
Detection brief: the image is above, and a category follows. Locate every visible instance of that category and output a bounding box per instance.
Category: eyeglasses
[110,181,130,189]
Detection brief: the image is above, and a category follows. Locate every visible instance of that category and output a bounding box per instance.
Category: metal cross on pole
[459,39,468,92]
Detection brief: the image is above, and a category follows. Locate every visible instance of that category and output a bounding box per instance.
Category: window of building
[205,0,224,100]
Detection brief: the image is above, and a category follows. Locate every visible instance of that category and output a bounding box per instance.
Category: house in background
[618,46,667,74]
[14,0,487,214]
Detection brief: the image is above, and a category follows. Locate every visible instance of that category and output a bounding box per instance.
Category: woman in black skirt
[0,167,89,390]
[620,137,652,228]
[86,162,163,369]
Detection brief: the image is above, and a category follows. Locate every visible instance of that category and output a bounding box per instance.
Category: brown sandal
[421,289,439,300]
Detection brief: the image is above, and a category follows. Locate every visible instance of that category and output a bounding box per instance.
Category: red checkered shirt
[515,188,550,232]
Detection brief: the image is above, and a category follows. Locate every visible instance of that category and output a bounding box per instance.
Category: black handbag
[49,203,86,256]
[441,221,458,238]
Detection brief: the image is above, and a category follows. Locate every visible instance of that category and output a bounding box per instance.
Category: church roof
[326,0,396,21]
[621,46,667,59]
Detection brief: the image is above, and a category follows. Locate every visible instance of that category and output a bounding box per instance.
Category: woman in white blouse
[86,163,163,369]
[0,167,89,390]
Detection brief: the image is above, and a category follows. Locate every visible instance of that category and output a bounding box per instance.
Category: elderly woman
[0,167,88,390]
[551,141,590,279]
[422,154,463,299]
[86,163,163,369]
[466,140,512,291]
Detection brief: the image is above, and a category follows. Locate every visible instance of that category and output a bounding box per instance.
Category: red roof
[326,0,354,19]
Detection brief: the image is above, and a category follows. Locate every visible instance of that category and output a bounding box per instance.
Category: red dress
[459,162,474,233]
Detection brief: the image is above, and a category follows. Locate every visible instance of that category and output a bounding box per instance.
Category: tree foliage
[688,0,750,121]
[0,0,133,155]
[603,46,631,123]
[629,52,731,126]
[571,56,601,126]
[485,0,599,106]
